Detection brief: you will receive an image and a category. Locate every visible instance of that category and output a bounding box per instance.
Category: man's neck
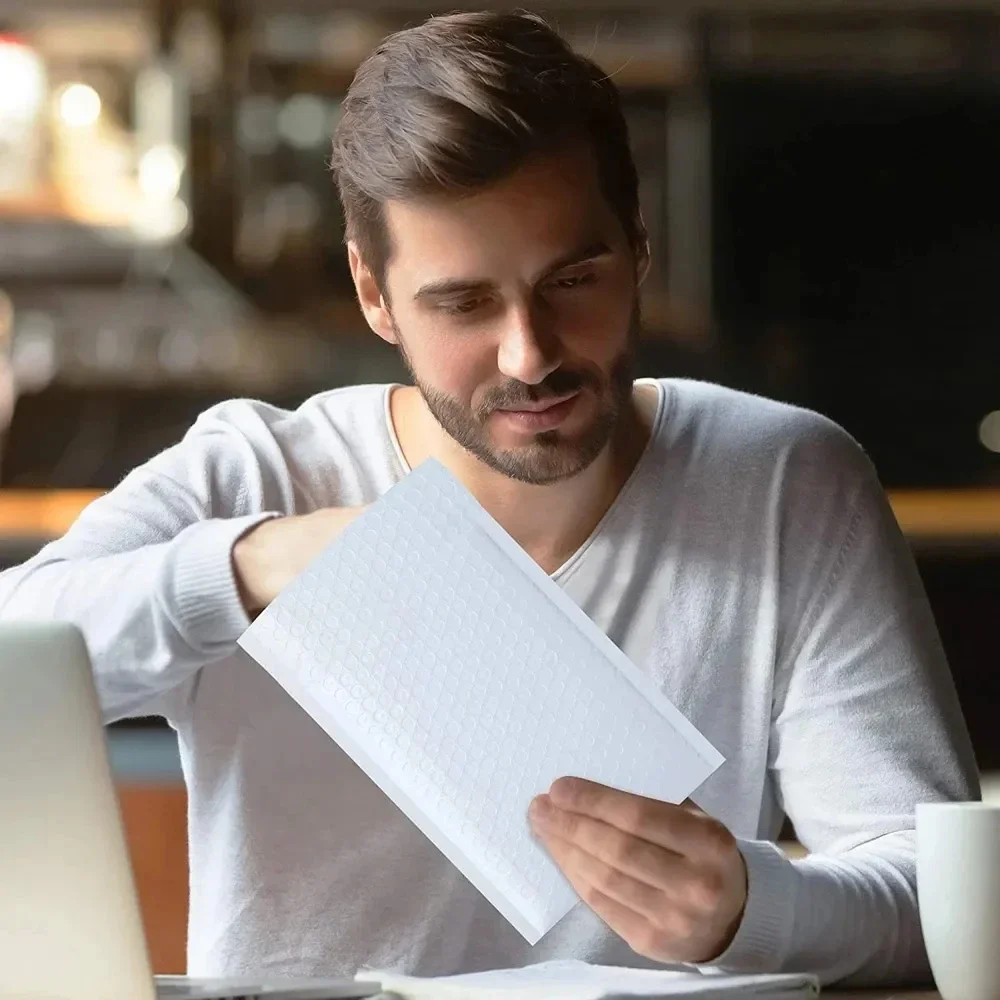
[390,383,657,574]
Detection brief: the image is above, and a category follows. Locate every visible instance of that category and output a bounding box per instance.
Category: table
[835,993,938,1000]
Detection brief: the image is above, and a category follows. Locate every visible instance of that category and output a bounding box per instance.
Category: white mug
[916,802,1000,1000]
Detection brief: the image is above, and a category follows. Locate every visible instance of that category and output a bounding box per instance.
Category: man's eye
[550,272,597,291]
[443,298,485,315]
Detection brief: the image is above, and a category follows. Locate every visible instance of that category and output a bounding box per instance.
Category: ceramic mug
[917,802,1000,1000]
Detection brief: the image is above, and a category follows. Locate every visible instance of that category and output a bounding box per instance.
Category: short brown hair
[330,10,644,294]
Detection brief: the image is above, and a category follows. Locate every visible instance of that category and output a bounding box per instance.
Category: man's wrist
[168,514,281,646]
[695,838,796,974]
[705,851,750,962]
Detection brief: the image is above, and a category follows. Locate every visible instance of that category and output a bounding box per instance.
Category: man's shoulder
[659,377,840,438]
[160,383,398,511]
[654,378,874,490]
[192,383,393,439]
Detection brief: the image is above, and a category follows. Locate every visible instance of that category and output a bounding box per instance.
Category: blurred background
[0,0,997,973]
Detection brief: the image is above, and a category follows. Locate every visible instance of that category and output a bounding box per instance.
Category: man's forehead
[382,192,617,296]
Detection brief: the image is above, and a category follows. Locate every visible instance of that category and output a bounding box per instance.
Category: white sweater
[0,378,978,986]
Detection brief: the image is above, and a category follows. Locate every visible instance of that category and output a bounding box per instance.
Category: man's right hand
[232,506,367,617]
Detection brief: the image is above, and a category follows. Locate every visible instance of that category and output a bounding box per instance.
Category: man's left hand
[529,777,748,964]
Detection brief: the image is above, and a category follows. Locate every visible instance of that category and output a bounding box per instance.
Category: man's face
[378,143,643,485]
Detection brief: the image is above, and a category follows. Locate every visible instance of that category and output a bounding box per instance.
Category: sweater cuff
[164,513,280,652]
[699,838,797,974]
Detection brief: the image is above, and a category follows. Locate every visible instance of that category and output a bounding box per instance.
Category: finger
[546,778,705,854]
[530,797,685,892]
[539,830,669,922]
[542,838,671,962]
[581,885,675,962]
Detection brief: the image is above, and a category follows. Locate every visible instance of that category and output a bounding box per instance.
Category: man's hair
[330,10,644,294]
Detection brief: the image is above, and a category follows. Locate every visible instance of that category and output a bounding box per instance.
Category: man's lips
[495,391,580,414]
[490,391,583,433]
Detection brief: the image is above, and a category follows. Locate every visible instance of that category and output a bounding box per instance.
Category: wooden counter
[888,489,1000,546]
[1,487,997,546]
[0,490,102,540]
[119,783,188,975]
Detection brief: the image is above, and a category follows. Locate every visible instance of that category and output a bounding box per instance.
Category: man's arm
[0,401,361,723]
[0,406,279,721]
[701,431,979,984]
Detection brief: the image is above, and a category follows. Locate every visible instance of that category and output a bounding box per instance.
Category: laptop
[0,621,381,1000]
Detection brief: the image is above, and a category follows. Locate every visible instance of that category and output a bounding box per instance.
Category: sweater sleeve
[0,403,287,723]
[703,427,979,985]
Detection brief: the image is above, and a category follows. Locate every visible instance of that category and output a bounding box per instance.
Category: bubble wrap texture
[238,459,723,943]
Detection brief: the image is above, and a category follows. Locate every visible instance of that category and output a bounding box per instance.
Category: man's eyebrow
[534,241,612,283]
[413,276,491,302]
[412,240,613,303]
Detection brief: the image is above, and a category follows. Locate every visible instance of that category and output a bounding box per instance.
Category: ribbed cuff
[165,513,280,652]
[698,838,797,974]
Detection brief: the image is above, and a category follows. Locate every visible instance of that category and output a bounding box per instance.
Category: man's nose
[495,302,562,385]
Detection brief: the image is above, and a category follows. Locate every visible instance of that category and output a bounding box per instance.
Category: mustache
[479,369,595,414]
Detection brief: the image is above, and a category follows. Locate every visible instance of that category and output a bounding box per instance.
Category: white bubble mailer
[238,459,724,944]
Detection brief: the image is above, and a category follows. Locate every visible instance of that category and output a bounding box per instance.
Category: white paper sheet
[238,459,724,943]
[360,960,820,1000]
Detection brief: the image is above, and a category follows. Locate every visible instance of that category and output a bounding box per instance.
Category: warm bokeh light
[138,144,185,201]
[57,82,102,128]
[0,36,46,119]
[131,198,190,240]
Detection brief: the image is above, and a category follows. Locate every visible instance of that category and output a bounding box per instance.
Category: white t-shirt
[0,378,978,986]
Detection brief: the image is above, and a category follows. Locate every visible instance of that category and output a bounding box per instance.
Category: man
[0,10,977,987]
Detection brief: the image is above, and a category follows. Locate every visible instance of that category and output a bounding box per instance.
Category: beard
[395,303,640,486]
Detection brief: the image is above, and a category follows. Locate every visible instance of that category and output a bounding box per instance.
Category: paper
[360,960,820,1000]
[239,459,724,943]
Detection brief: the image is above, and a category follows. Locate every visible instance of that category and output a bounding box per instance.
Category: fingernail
[549,776,576,805]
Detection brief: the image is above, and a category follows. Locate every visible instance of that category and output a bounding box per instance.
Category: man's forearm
[705,832,929,987]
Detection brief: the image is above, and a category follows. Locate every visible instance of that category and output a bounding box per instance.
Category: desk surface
[836,993,938,1000]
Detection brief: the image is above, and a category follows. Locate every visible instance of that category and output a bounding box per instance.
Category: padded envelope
[238,459,724,943]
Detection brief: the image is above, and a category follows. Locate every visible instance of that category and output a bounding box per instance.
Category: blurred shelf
[0,216,155,281]
[256,50,692,93]
[0,486,998,545]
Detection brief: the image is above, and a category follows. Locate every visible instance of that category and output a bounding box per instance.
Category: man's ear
[347,243,398,345]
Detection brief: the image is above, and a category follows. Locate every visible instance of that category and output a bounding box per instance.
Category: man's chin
[473,434,606,486]
[416,377,624,484]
